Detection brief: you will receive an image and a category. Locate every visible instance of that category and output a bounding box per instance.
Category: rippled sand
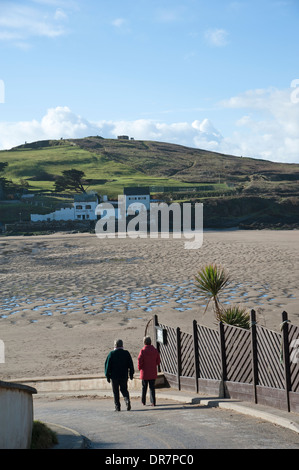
[0,230,298,380]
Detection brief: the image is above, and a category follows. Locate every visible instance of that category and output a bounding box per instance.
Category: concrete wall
[0,381,37,449]
[31,201,98,222]
[6,220,95,234]
[31,207,75,222]
[13,374,166,395]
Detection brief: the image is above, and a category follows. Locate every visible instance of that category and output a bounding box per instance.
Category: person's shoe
[114,405,121,411]
[126,400,131,411]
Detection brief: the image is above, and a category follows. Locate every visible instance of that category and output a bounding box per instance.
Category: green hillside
[70,136,299,187]
[1,136,299,228]
[0,137,232,196]
[1,136,299,196]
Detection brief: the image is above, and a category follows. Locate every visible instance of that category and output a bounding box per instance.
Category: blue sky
[1,0,299,163]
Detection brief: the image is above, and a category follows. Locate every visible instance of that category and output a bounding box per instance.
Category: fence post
[250,309,258,404]
[219,321,227,398]
[153,315,159,348]
[153,315,162,373]
[193,320,199,394]
[281,311,291,412]
[176,327,182,391]
[145,315,157,342]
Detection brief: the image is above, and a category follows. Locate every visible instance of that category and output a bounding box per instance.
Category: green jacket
[105,348,135,381]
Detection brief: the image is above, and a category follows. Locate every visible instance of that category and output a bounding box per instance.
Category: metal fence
[153,310,299,413]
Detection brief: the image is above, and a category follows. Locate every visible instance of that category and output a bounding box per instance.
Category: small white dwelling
[73,193,99,221]
[95,188,151,221]
[96,200,121,220]
[30,192,99,222]
[124,187,151,212]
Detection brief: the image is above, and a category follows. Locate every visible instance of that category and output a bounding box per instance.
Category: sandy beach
[0,230,298,381]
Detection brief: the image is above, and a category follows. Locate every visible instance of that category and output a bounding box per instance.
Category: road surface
[33,396,299,450]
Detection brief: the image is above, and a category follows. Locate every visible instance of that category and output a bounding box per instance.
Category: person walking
[105,339,134,411]
[138,336,161,406]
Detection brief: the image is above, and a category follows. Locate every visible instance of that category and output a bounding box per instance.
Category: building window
[77,215,81,219]
[76,205,83,210]
[86,205,91,209]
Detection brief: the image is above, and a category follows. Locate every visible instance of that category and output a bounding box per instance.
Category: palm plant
[219,306,250,329]
[194,264,230,321]
[194,264,251,329]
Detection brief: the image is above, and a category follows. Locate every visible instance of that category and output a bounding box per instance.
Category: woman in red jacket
[138,336,161,406]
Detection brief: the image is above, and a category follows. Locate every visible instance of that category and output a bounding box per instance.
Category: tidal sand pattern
[0,230,298,379]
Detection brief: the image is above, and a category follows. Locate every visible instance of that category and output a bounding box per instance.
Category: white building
[96,200,121,220]
[124,187,151,212]
[31,192,99,222]
[73,193,99,221]
[95,188,151,221]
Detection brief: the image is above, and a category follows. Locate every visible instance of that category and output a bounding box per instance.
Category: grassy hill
[70,137,299,186]
[2,136,299,193]
[1,136,299,228]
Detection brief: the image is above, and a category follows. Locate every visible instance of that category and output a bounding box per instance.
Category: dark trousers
[111,378,130,409]
[142,379,156,405]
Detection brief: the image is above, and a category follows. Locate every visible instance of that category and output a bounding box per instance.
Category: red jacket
[138,344,161,380]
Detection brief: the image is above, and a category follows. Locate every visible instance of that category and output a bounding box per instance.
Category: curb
[155,392,299,435]
[45,422,86,449]
[215,401,299,435]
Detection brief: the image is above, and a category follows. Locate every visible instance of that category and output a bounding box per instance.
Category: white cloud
[112,18,126,28]
[219,86,299,162]
[111,17,131,34]
[204,28,230,47]
[0,107,99,149]
[0,1,70,46]
[54,8,68,21]
[0,107,223,152]
[40,106,98,136]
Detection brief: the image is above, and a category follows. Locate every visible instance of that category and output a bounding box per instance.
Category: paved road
[33,396,299,450]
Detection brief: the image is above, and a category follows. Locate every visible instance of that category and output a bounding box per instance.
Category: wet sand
[0,230,298,380]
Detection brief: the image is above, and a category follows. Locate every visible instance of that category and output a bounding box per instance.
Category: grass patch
[1,136,299,201]
[31,421,58,449]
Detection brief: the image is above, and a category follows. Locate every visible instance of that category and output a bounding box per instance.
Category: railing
[153,310,299,413]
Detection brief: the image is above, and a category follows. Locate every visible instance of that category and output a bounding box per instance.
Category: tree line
[0,164,89,198]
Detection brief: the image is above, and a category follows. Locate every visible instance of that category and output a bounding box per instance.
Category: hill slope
[1,137,299,228]
[1,136,299,195]
[69,136,299,185]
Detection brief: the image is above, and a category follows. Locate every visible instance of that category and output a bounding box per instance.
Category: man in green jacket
[105,339,134,411]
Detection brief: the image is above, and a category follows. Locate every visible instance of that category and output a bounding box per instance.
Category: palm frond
[194,264,230,318]
[220,306,250,329]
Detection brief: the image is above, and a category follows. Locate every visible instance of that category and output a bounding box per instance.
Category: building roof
[123,187,150,196]
[74,192,98,202]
